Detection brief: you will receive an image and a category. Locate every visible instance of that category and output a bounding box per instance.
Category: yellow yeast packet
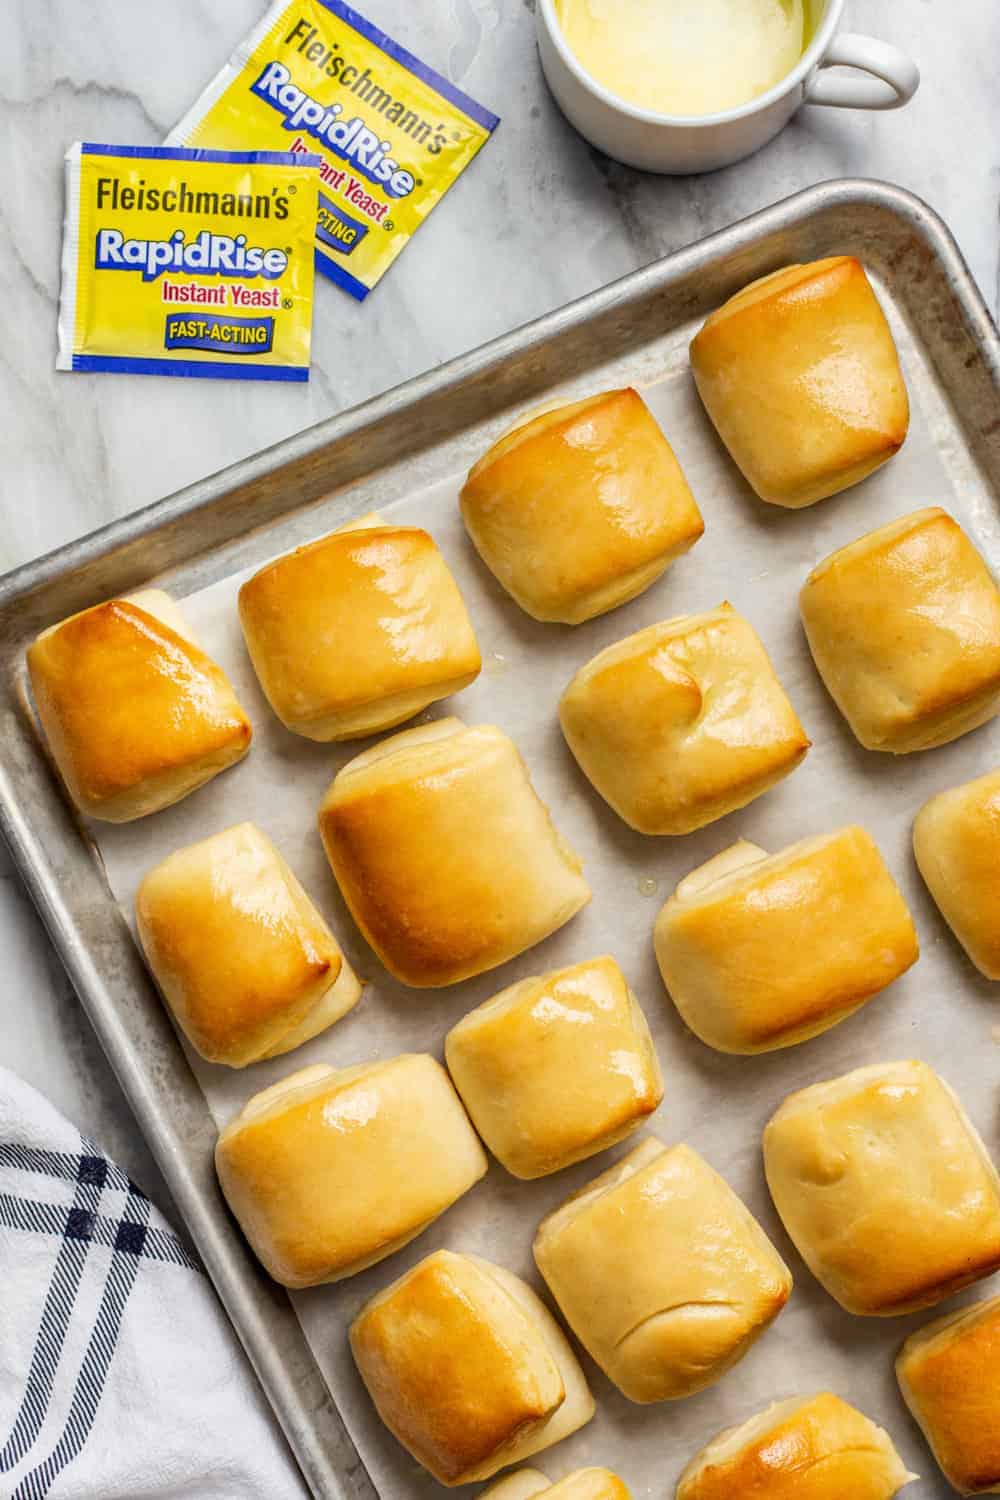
[167,0,499,300]
[58,143,320,380]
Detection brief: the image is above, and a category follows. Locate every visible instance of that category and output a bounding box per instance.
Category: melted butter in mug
[554,0,814,116]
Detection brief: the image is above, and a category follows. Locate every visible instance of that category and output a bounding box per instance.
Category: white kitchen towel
[0,1066,309,1499]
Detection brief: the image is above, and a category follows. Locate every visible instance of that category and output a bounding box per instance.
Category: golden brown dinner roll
[238,512,481,740]
[763,1061,1000,1316]
[897,1294,1000,1494]
[913,768,1000,979]
[215,1056,486,1287]
[460,389,704,624]
[349,1250,594,1486]
[445,956,663,1178]
[654,827,918,1054]
[559,605,809,834]
[136,822,362,1067]
[482,1471,632,1500]
[690,257,909,507]
[675,1392,916,1499]
[318,717,590,986]
[534,1138,791,1402]
[800,508,1000,752]
[27,589,251,822]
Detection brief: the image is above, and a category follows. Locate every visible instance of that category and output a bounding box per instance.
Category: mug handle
[804,33,920,110]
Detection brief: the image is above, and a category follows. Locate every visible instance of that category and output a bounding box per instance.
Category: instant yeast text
[58,143,320,381]
[167,0,499,300]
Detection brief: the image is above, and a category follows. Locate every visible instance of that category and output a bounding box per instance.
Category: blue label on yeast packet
[163,312,275,354]
[316,193,369,256]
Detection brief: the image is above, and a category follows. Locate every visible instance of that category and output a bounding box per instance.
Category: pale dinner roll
[530,1471,631,1500]
[27,589,251,822]
[897,1294,1000,1494]
[349,1250,594,1486]
[675,1392,916,1499]
[481,1470,632,1500]
[318,718,590,987]
[479,1474,552,1500]
[764,1061,1000,1316]
[800,508,1000,753]
[460,388,704,624]
[655,826,918,1054]
[559,604,809,835]
[690,256,909,507]
[913,768,1000,979]
[533,1138,791,1403]
[445,956,663,1178]
[238,512,481,740]
[215,1056,486,1287]
[136,822,362,1067]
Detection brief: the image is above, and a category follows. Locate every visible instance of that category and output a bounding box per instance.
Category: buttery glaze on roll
[445,956,663,1178]
[913,768,1000,979]
[318,718,590,987]
[690,257,909,507]
[136,822,362,1067]
[238,512,481,741]
[897,1294,1000,1494]
[676,1393,916,1499]
[559,604,809,834]
[763,1060,1000,1316]
[533,1137,791,1403]
[27,589,251,822]
[460,389,704,624]
[215,1056,486,1287]
[655,827,918,1053]
[349,1249,594,1486]
[481,1470,632,1500]
[800,508,1000,752]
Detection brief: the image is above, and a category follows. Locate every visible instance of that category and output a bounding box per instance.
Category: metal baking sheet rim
[0,179,997,1500]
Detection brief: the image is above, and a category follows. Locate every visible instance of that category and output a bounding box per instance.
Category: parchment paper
[90,296,999,1499]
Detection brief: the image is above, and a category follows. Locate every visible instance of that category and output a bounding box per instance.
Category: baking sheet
[85,286,999,1499]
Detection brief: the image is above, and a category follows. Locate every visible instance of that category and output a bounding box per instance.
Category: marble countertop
[0,0,996,1364]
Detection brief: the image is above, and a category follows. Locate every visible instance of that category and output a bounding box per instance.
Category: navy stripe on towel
[0,1192,198,1271]
[12,1185,153,1500]
[0,1141,131,1195]
[0,1133,200,1492]
[0,1152,109,1473]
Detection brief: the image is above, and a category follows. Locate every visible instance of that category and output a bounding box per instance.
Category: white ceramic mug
[536,0,920,174]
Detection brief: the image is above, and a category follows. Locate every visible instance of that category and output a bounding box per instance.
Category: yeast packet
[58,142,320,380]
[167,0,499,300]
